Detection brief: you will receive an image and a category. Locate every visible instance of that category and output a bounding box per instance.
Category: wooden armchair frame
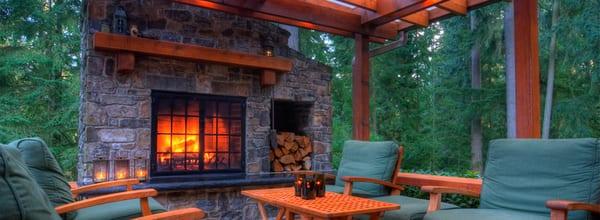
[396,173,483,212]
[409,173,600,220]
[341,145,406,196]
[64,179,205,219]
[546,200,600,220]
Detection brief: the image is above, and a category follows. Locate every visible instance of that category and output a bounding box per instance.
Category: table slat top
[242,187,400,217]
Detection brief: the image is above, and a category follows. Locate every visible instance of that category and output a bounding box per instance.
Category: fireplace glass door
[152,91,245,175]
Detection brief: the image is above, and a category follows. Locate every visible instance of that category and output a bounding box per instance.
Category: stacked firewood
[270,132,312,172]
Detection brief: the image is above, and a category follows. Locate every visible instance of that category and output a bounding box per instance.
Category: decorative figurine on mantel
[112,6,128,35]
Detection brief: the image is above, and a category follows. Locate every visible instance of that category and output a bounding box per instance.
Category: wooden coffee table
[242,187,399,220]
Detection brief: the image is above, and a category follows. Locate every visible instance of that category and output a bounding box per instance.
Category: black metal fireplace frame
[150,90,246,177]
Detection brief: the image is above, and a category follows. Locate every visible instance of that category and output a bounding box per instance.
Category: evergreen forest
[1,0,599,181]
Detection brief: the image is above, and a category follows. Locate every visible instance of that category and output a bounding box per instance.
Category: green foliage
[300,1,600,174]
[0,0,81,180]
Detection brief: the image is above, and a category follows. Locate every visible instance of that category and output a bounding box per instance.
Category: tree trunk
[542,0,560,139]
[504,2,517,138]
[470,12,483,171]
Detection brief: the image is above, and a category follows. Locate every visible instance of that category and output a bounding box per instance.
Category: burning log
[270,132,313,172]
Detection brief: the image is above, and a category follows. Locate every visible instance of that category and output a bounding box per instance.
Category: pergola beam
[363,0,449,27]
[438,0,468,15]
[369,32,407,57]
[336,0,378,11]
[176,0,398,40]
[397,0,499,31]
[401,10,429,27]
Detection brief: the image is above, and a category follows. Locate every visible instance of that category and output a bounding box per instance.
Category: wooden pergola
[175,0,541,139]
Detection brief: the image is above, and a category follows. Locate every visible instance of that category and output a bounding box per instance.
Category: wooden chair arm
[133,208,206,220]
[546,200,600,220]
[421,186,480,197]
[421,186,480,213]
[69,181,79,190]
[56,189,158,215]
[71,179,140,197]
[341,176,404,195]
[396,172,482,193]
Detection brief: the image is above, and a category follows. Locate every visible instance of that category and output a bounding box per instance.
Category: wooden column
[352,34,370,140]
[512,0,541,138]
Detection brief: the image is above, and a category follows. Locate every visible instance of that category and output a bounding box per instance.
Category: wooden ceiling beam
[363,0,450,27]
[335,0,378,11]
[176,0,398,40]
[401,10,429,27]
[398,0,498,31]
[438,0,467,15]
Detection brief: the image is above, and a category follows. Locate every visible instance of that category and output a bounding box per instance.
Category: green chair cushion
[75,197,167,220]
[0,144,62,220]
[326,184,379,198]
[335,140,399,197]
[423,209,547,220]
[480,139,600,220]
[8,137,76,219]
[356,195,459,220]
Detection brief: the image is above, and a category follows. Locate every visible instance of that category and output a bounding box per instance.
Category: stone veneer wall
[79,0,332,218]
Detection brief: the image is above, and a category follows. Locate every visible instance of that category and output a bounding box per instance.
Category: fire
[158,154,170,165]
[204,153,215,164]
[116,170,128,179]
[136,169,147,179]
[155,104,235,171]
[95,171,106,182]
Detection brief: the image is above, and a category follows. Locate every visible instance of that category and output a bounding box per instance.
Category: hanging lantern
[134,156,148,181]
[262,36,275,57]
[112,6,128,35]
[114,157,130,180]
[93,157,109,183]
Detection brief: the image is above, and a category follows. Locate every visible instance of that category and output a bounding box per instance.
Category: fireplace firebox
[151,91,246,176]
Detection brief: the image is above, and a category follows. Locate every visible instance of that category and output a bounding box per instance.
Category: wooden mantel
[92,32,293,86]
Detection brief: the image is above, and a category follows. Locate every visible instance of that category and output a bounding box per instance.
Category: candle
[136,169,147,181]
[116,170,127,179]
[95,171,106,182]
[315,173,325,197]
[301,176,316,200]
[294,174,305,196]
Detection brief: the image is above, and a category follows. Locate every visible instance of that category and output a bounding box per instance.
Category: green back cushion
[7,138,76,219]
[335,140,398,197]
[480,138,600,219]
[0,144,62,220]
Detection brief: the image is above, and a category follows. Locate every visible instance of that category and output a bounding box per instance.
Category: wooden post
[512,0,541,138]
[352,34,370,140]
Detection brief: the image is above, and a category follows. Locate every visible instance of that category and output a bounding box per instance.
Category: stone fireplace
[78,0,332,218]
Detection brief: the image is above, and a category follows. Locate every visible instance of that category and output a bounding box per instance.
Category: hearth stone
[79,0,332,218]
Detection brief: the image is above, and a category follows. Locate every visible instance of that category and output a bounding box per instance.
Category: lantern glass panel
[93,158,109,183]
[114,158,130,180]
[134,157,148,181]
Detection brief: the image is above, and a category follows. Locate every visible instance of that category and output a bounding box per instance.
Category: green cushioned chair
[326,140,402,198]
[8,138,77,219]
[2,137,205,220]
[422,138,600,220]
[0,144,62,220]
[325,140,459,220]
